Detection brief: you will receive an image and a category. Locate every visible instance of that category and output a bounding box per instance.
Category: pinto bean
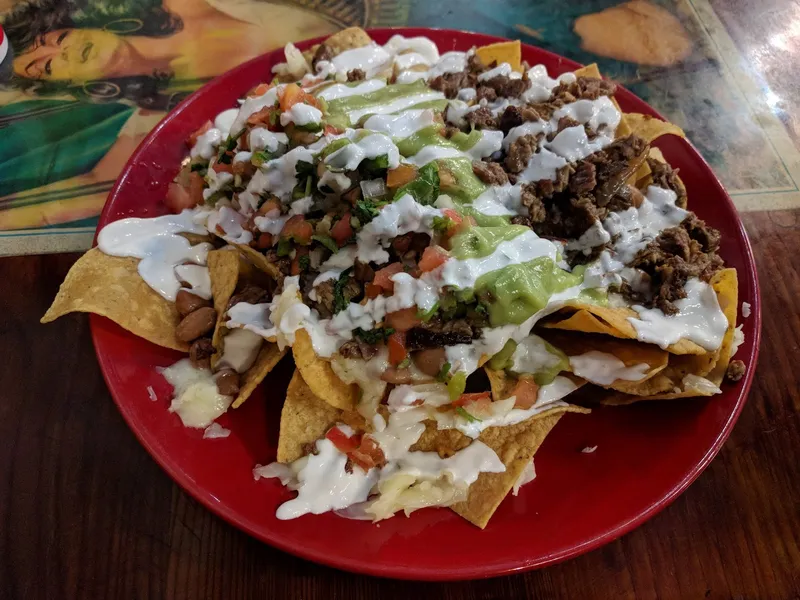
[176,306,217,342]
[215,368,241,396]
[189,338,215,370]
[176,289,211,317]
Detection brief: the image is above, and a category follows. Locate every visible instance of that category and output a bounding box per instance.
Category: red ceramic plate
[90,28,761,580]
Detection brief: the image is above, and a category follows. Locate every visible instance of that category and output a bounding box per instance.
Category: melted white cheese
[160,358,232,428]
[569,351,649,385]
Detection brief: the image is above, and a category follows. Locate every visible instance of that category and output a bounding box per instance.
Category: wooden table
[3,3,800,599]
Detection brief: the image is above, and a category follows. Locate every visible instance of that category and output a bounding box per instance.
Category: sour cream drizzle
[97,209,211,302]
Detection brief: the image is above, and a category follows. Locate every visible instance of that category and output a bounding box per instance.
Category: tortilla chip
[602,269,739,404]
[450,413,564,528]
[475,40,522,72]
[574,63,601,79]
[575,64,633,139]
[418,368,588,528]
[233,343,286,409]
[538,331,670,394]
[207,247,284,406]
[626,113,686,142]
[230,242,281,280]
[41,249,188,352]
[292,329,358,410]
[208,248,241,361]
[276,370,369,463]
[322,27,373,54]
[542,303,708,355]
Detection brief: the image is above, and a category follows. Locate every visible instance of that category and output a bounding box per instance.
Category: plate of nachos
[42,28,760,580]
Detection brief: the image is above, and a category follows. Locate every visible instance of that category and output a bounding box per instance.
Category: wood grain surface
[0,214,798,600]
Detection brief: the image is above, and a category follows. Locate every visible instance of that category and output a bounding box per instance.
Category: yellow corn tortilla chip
[636,147,688,210]
[278,367,583,528]
[542,303,708,355]
[208,247,284,406]
[233,343,286,409]
[41,249,188,352]
[602,269,738,404]
[575,63,633,139]
[208,248,241,361]
[292,329,358,410]
[449,413,564,528]
[538,331,670,394]
[475,40,522,72]
[427,368,589,528]
[230,242,281,280]
[626,113,686,142]
[300,27,374,67]
[276,370,366,463]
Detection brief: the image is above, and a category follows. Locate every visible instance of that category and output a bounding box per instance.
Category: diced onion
[360,178,387,199]
[334,501,375,521]
[253,462,294,485]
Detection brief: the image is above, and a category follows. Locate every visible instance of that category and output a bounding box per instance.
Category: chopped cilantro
[190,161,207,173]
[251,151,274,167]
[269,110,280,127]
[353,198,382,225]
[312,234,339,254]
[295,160,315,178]
[455,406,482,423]
[436,362,451,383]
[298,254,310,272]
[361,154,391,178]
[276,238,292,257]
[353,327,395,344]
[394,162,440,206]
[332,267,353,314]
[398,358,411,369]
[417,303,439,322]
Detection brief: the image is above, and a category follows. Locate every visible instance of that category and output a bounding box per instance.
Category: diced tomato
[325,427,361,453]
[279,83,320,112]
[453,392,491,407]
[330,212,353,246]
[247,82,271,98]
[387,331,408,366]
[511,378,540,409]
[372,263,404,294]
[365,283,382,299]
[188,172,204,205]
[255,232,274,250]
[419,245,450,272]
[165,179,199,213]
[186,120,212,148]
[324,124,343,136]
[257,198,282,216]
[280,215,313,245]
[385,307,422,332]
[291,246,310,275]
[386,164,418,188]
[246,106,279,130]
[349,436,387,471]
[441,209,476,237]
[212,161,233,174]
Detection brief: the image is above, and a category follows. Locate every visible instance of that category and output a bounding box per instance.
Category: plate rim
[89,27,762,581]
